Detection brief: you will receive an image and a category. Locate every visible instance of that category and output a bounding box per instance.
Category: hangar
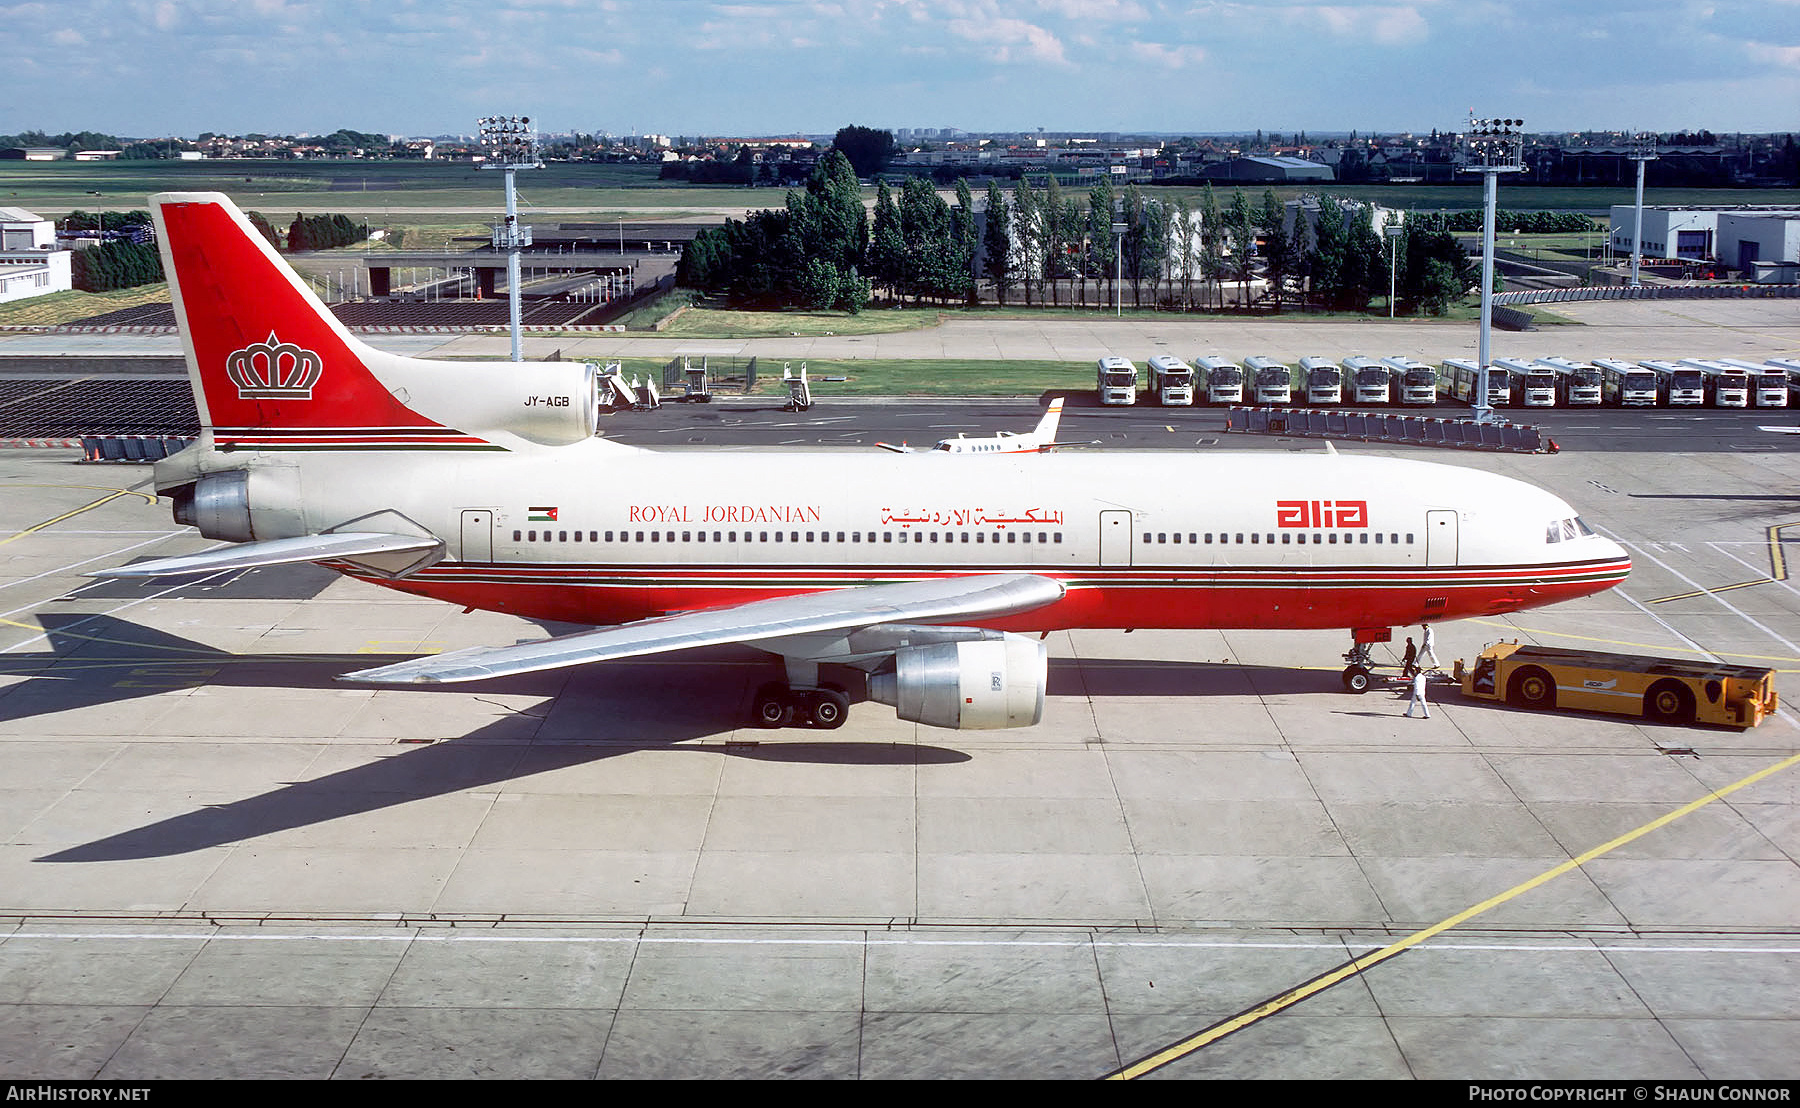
[1202,155,1335,183]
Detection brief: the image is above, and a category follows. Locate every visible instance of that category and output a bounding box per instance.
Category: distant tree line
[984,180,1477,316]
[286,213,368,251]
[59,210,152,234]
[677,151,871,311]
[71,241,163,292]
[1414,210,1597,235]
[678,169,1487,317]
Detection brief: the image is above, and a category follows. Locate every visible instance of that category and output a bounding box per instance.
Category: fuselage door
[1425,509,1457,567]
[460,510,494,563]
[1099,510,1132,567]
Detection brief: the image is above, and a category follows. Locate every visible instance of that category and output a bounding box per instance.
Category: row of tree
[676,168,1481,316]
[976,179,1476,315]
[286,213,369,251]
[71,240,163,292]
[676,151,872,311]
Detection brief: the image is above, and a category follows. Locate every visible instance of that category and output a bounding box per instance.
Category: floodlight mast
[1628,132,1659,288]
[477,115,542,362]
[1458,115,1525,424]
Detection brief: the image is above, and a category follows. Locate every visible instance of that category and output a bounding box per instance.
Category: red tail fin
[153,192,473,449]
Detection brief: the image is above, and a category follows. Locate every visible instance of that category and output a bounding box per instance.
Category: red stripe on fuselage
[339,560,1630,632]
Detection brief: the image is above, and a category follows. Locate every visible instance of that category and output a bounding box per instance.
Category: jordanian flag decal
[528,506,558,522]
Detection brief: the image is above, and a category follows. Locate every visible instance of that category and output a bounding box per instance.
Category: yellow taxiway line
[1106,748,1800,1079]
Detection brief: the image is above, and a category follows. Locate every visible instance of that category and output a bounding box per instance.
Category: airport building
[1609,204,1800,279]
[0,207,71,303]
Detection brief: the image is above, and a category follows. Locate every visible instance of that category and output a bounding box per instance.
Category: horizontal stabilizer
[92,532,443,578]
[342,572,1065,685]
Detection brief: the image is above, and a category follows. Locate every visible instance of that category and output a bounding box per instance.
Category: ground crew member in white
[1419,623,1440,672]
[1405,669,1431,718]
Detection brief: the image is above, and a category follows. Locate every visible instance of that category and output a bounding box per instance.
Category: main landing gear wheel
[750,682,850,729]
[752,682,793,728]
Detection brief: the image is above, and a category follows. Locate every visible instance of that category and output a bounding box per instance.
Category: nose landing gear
[1341,627,1391,694]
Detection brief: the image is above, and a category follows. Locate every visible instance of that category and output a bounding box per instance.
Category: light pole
[478,115,542,363]
[1386,223,1404,319]
[1628,131,1658,287]
[1112,216,1126,318]
[1458,115,1525,424]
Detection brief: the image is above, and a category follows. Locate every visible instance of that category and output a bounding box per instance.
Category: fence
[1225,406,1547,454]
[1495,284,1800,306]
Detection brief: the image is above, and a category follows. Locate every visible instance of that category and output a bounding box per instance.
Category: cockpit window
[1545,516,1595,543]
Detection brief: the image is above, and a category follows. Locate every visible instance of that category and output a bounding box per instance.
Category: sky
[7,0,1799,139]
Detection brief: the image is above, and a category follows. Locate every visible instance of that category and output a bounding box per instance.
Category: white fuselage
[228,442,1629,632]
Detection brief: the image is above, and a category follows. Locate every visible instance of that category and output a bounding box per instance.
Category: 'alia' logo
[1276,499,1368,528]
[225,332,323,400]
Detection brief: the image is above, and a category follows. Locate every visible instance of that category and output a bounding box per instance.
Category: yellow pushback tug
[1456,642,1779,729]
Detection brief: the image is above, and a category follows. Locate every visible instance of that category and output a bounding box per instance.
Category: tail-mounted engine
[171,469,252,541]
[867,632,1047,730]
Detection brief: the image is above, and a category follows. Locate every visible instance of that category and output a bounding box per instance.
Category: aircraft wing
[91,532,444,578]
[341,572,1064,684]
[873,442,914,453]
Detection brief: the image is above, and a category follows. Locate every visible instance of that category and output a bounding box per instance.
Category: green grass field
[10,158,1796,220]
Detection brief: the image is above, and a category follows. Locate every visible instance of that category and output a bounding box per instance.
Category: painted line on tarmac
[0,488,158,548]
[7,932,1797,955]
[1647,521,1798,605]
[1464,617,1800,667]
[1104,747,1800,1080]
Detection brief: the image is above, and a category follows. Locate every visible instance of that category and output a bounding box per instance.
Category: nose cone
[1603,535,1631,577]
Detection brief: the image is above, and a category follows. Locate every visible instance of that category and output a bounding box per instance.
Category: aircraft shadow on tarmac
[12,614,1335,862]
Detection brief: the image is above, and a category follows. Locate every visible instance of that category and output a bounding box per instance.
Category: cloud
[1033,0,1150,19]
[1308,4,1430,45]
[946,13,1070,64]
[1130,41,1200,67]
[1745,40,1800,67]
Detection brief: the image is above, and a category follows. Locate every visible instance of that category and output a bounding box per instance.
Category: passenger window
[512,530,522,542]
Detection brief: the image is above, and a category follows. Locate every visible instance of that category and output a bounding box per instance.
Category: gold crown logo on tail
[224,331,324,400]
